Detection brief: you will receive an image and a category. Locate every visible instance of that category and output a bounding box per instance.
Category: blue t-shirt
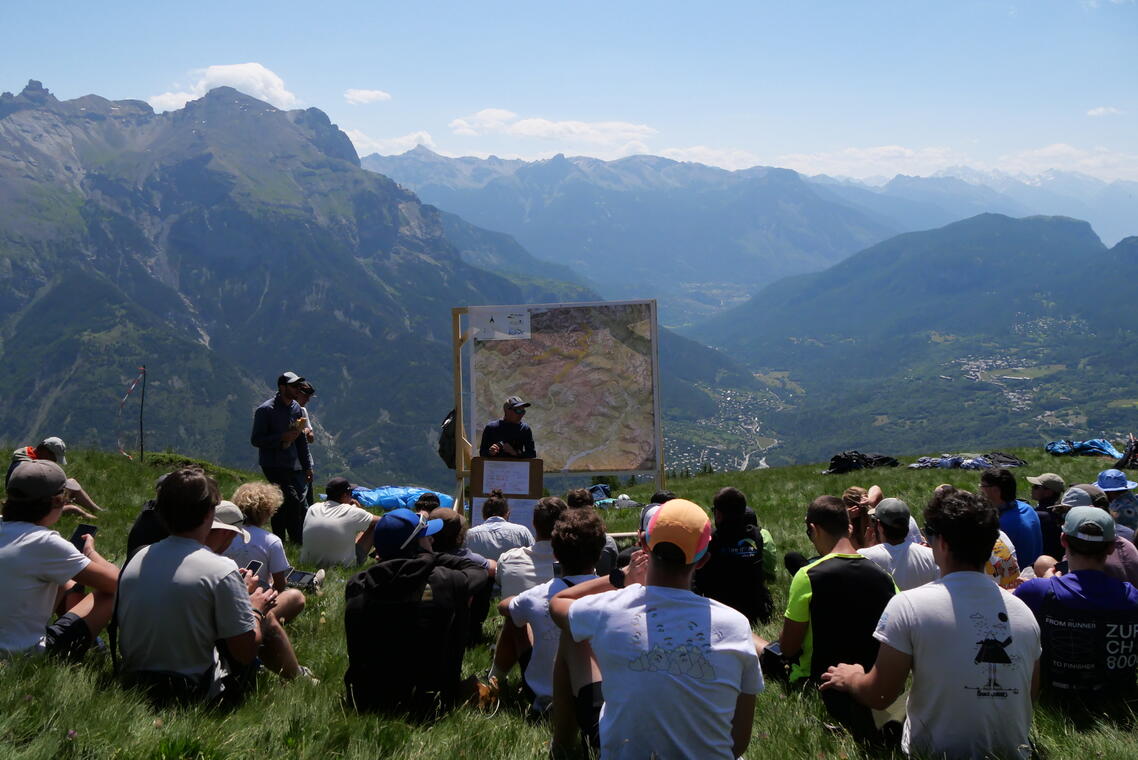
[999,500,1043,568]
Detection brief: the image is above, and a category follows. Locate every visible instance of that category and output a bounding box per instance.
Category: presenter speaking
[479,396,537,458]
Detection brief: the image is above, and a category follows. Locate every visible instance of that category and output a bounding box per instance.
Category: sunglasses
[399,514,429,550]
[512,407,526,415]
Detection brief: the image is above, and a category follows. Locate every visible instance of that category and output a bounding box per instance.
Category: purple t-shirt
[1015,569,1138,613]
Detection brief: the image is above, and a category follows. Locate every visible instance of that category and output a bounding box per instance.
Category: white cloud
[148,63,298,112]
[449,108,518,136]
[1087,106,1122,117]
[344,88,392,105]
[996,143,1138,180]
[449,108,656,147]
[345,128,436,156]
[773,144,974,179]
[659,145,762,170]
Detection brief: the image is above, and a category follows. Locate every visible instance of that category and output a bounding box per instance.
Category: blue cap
[374,507,443,558]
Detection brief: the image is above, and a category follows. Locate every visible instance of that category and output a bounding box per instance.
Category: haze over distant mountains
[365,148,1137,325]
[3,80,1135,482]
[0,81,757,485]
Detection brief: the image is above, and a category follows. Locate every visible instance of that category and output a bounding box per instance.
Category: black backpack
[438,409,457,469]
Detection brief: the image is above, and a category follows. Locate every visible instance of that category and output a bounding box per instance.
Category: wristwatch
[609,567,626,589]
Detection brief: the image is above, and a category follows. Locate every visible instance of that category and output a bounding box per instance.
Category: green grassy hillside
[1,446,1134,759]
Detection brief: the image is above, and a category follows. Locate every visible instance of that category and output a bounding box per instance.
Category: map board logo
[468,300,661,473]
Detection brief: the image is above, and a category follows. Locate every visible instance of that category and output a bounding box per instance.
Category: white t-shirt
[300,501,375,566]
[0,521,90,653]
[465,516,534,561]
[858,541,939,591]
[498,540,556,598]
[224,524,290,586]
[119,536,255,677]
[509,573,597,703]
[568,584,763,760]
[874,571,1041,760]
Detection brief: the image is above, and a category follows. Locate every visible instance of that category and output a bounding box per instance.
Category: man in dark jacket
[344,508,490,717]
[694,487,773,624]
[250,371,313,544]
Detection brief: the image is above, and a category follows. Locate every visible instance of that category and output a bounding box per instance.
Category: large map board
[468,300,661,473]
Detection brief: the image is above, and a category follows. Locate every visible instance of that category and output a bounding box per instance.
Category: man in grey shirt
[118,468,277,703]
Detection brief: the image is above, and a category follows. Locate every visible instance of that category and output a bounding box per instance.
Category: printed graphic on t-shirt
[967,610,1023,698]
[625,603,717,681]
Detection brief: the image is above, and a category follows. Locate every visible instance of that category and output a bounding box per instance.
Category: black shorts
[44,612,92,661]
[574,681,604,752]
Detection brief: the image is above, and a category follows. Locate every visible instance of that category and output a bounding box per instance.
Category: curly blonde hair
[232,481,284,526]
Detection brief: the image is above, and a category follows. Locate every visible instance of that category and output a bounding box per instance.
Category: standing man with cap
[1015,505,1138,716]
[479,396,536,458]
[343,507,490,715]
[301,477,380,567]
[1026,472,1066,562]
[858,498,939,591]
[0,460,119,659]
[7,436,102,517]
[549,499,762,760]
[1098,469,1138,534]
[250,372,314,544]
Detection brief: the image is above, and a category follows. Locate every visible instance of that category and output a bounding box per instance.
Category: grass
[2,446,1136,758]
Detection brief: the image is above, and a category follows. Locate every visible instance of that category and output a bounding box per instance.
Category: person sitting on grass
[1014,504,1138,720]
[0,460,118,660]
[343,508,492,717]
[498,496,569,597]
[757,495,898,746]
[204,501,315,683]
[616,490,674,568]
[430,506,496,644]
[565,488,619,575]
[498,507,606,718]
[224,483,307,625]
[694,486,774,624]
[858,498,939,591]
[300,476,379,567]
[465,489,534,561]
[821,488,1041,760]
[7,437,102,518]
[1033,485,1138,587]
[549,499,761,759]
[117,468,282,704]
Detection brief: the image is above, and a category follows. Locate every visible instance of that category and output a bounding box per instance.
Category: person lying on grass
[0,460,118,660]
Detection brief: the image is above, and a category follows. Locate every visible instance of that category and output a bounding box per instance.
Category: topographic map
[469,301,660,472]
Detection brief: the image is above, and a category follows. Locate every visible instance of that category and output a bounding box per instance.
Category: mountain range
[364,148,1137,326]
[0,81,758,486]
[687,213,1138,465]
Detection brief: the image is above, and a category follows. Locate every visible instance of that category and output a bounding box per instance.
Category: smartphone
[244,560,263,575]
[69,524,98,553]
[286,569,317,589]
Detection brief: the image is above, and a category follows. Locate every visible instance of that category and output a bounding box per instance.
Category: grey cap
[212,500,250,543]
[6,460,67,501]
[870,497,911,529]
[1060,487,1094,509]
[1063,506,1115,543]
[1026,472,1065,494]
[504,395,531,411]
[38,436,67,466]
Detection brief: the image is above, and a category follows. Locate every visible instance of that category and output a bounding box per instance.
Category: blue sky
[3,1,1135,179]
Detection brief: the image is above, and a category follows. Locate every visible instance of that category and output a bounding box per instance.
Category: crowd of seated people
[5,435,1138,759]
